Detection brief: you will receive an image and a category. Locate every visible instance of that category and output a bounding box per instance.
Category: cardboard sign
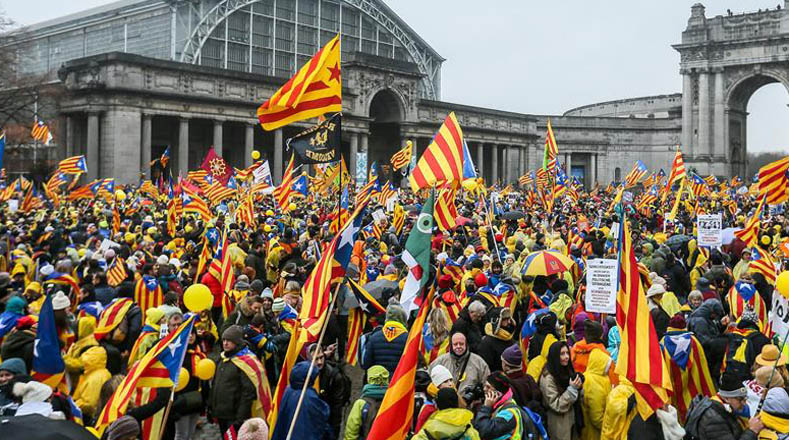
[372,209,386,223]
[585,259,618,314]
[697,213,722,247]
[771,293,789,338]
[7,200,17,213]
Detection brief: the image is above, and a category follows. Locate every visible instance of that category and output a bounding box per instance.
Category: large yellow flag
[257,35,342,130]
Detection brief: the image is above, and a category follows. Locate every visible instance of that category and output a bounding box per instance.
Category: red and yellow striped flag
[134,276,163,316]
[662,149,686,202]
[734,195,766,247]
[273,154,297,210]
[94,298,133,339]
[409,112,465,192]
[366,287,434,440]
[344,308,367,365]
[758,156,789,205]
[390,141,413,171]
[257,34,341,130]
[543,119,558,171]
[616,216,671,418]
[434,187,458,232]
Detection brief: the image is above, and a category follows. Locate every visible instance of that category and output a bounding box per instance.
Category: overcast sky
[4,0,788,153]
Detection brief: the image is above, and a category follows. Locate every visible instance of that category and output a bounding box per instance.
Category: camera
[461,383,485,403]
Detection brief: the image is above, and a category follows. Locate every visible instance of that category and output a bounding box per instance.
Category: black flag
[286,113,342,164]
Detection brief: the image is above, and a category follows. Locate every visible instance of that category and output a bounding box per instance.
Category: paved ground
[194,362,365,439]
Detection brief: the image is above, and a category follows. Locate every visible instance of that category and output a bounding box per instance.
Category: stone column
[101,109,142,184]
[475,142,484,177]
[566,152,572,175]
[244,123,254,167]
[590,153,597,188]
[141,114,152,178]
[86,112,100,181]
[681,69,694,156]
[359,132,369,181]
[178,117,189,176]
[349,133,358,185]
[491,144,499,184]
[520,146,528,176]
[213,120,223,157]
[273,128,283,184]
[65,116,74,158]
[713,67,726,159]
[698,69,711,157]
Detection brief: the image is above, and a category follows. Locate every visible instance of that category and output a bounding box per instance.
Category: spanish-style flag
[390,141,413,171]
[366,287,434,440]
[409,112,465,191]
[434,186,458,232]
[758,156,789,205]
[543,119,558,171]
[734,195,766,247]
[257,34,341,130]
[616,215,671,418]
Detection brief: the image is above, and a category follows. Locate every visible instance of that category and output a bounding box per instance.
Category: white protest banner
[7,200,18,213]
[697,213,722,247]
[585,258,618,314]
[771,293,789,337]
[372,209,387,223]
[99,238,120,252]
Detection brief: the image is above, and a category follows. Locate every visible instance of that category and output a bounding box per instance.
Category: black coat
[361,325,408,375]
[209,347,257,423]
[450,309,484,353]
[476,334,514,372]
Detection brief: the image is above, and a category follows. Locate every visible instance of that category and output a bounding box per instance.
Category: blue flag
[32,293,65,386]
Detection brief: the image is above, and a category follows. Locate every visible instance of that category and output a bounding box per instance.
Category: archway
[368,89,403,184]
[727,74,789,178]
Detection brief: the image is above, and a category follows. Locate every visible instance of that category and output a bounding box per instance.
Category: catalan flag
[43,271,82,301]
[624,160,649,188]
[94,298,133,339]
[58,155,88,174]
[378,180,397,205]
[660,330,715,422]
[519,171,535,188]
[662,149,686,202]
[95,316,195,433]
[688,173,710,198]
[31,118,53,145]
[543,119,558,172]
[727,281,768,329]
[434,186,458,232]
[390,141,412,172]
[208,227,235,317]
[237,190,256,228]
[749,246,777,284]
[299,202,366,344]
[704,175,719,187]
[181,185,212,222]
[392,203,405,236]
[204,176,238,206]
[347,277,386,315]
[355,176,378,206]
[274,154,298,210]
[636,185,659,211]
[135,275,163,316]
[107,258,127,287]
[409,112,465,192]
[31,292,65,389]
[366,287,434,440]
[345,307,366,366]
[329,185,350,234]
[734,195,766,247]
[159,146,170,168]
[257,34,341,130]
[616,214,671,418]
[757,156,789,205]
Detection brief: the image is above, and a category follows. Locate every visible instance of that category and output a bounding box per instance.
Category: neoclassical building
[5,1,787,186]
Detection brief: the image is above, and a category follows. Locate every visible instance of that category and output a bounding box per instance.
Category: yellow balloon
[406,140,413,148]
[777,271,789,299]
[115,190,126,201]
[194,358,216,380]
[175,368,189,392]
[183,283,213,312]
[288,203,297,211]
[264,225,272,232]
[251,150,261,160]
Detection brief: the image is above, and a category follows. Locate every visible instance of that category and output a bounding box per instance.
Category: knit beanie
[237,417,269,440]
[250,279,265,294]
[501,345,522,367]
[367,365,390,386]
[13,381,52,403]
[0,357,27,376]
[272,298,286,313]
[436,387,459,410]
[51,291,71,311]
[222,325,245,346]
[385,298,407,325]
[430,365,453,386]
[107,416,140,440]
[584,319,603,344]
[486,371,511,394]
[474,272,488,288]
[755,366,785,389]
[668,314,687,330]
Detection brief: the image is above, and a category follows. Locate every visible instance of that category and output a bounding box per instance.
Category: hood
[427,408,475,429]
[585,348,611,376]
[367,365,389,386]
[81,346,107,373]
[691,299,724,320]
[77,316,96,341]
[5,296,27,315]
[289,361,319,390]
[573,340,606,356]
[642,243,653,255]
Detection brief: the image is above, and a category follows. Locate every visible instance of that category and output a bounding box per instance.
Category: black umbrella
[501,210,525,220]
[665,234,692,252]
[0,415,96,440]
[404,204,420,213]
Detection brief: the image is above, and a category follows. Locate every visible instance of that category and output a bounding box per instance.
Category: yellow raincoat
[412,408,481,440]
[601,378,638,440]
[63,316,99,374]
[581,349,612,440]
[72,346,111,420]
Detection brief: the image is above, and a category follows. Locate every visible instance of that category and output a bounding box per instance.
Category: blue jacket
[271,361,332,440]
[361,322,408,375]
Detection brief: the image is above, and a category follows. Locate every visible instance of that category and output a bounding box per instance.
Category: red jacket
[200,271,223,308]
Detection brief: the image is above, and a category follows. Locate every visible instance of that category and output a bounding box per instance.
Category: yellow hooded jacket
[581,349,612,440]
[72,346,112,420]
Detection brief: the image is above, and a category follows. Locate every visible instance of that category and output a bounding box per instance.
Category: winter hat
[385,298,408,325]
[367,365,390,386]
[739,309,760,327]
[486,371,511,394]
[5,296,27,315]
[0,357,27,376]
[651,275,667,287]
[718,372,747,398]
[39,264,54,278]
[655,405,686,440]
[696,277,710,290]
[755,366,785,389]
[237,418,269,440]
[234,278,250,291]
[250,279,265,294]
[272,298,286,313]
[261,287,274,300]
[438,274,453,290]
[646,283,666,298]
[104,249,116,260]
[436,387,459,410]
[474,272,488,288]
[52,291,71,311]
[584,319,603,344]
[13,381,52,403]
[762,387,789,415]
[156,255,169,265]
[107,416,140,440]
[430,365,453,386]
[222,325,245,346]
[668,314,687,330]
[501,345,522,367]
[551,279,569,295]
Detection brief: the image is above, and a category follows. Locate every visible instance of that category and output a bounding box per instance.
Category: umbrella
[501,211,525,220]
[665,234,692,252]
[0,415,96,440]
[455,216,472,226]
[404,204,420,213]
[521,250,576,277]
[342,278,399,310]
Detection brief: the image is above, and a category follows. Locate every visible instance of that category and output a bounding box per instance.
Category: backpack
[523,406,549,440]
[359,396,383,440]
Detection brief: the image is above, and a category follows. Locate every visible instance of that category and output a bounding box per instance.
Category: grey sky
[3,0,788,153]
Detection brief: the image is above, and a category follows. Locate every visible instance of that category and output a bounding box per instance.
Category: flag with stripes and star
[624,160,649,188]
[257,34,341,130]
[758,156,789,205]
[135,275,163,316]
[31,293,65,388]
[391,141,412,172]
[58,155,88,174]
[31,118,53,145]
[734,195,766,247]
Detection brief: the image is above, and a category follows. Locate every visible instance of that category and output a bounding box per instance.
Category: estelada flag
[257,34,341,130]
[200,149,234,186]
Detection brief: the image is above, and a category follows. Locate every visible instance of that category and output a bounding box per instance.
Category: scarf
[484,322,514,342]
[761,412,789,435]
[382,321,407,342]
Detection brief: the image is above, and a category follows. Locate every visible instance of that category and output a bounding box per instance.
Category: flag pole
[756,326,789,414]
[285,280,344,440]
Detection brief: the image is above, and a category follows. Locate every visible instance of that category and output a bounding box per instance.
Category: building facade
[4,1,784,186]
